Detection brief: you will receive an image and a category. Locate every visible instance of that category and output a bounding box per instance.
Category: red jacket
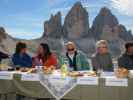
[32,53,57,68]
[43,53,57,68]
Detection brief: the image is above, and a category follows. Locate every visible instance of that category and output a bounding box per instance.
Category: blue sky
[0,0,133,39]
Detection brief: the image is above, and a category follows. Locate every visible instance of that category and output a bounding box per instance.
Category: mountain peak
[43,11,62,38]
[100,7,111,16]
[91,7,119,39]
[72,1,85,11]
[63,1,89,39]
[0,27,7,41]
[0,27,6,33]
[73,1,82,7]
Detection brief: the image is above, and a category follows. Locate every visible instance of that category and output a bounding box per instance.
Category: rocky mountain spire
[0,27,7,42]
[43,12,62,38]
[91,7,119,39]
[63,1,89,39]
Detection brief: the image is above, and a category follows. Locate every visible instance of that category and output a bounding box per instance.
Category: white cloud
[110,0,133,16]
[6,28,42,39]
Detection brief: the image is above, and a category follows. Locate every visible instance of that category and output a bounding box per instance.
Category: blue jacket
[12,53,32,68]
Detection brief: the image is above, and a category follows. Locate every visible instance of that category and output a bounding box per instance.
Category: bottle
[61,63,68,78]
[97,68,103,77]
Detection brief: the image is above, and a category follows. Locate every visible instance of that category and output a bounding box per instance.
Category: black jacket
[118,53,133,70]
[0,51,9,62]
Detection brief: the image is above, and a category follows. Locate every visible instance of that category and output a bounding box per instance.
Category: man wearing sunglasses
[64,41,90,71]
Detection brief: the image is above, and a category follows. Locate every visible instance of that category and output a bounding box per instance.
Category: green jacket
[58,51,90,71]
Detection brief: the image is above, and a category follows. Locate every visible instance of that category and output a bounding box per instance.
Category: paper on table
[21,73,39,81]
[105,77,128,87]
[101,72,115,77]
[0,71,14,80]
[77,76,98,85]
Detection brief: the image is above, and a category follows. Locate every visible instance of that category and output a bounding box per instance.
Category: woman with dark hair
[32,43,57,68]
[12,42,32,68]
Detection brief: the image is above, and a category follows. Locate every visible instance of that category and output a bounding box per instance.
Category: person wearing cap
[61,41,90,71]
[91,40,113,72]
[118,41,133,70]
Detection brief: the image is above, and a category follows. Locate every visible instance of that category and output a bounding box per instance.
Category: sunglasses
[67,48,75,51]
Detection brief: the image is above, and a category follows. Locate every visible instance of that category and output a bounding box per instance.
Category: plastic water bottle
[61,63,68,78]
[113,58,118,72]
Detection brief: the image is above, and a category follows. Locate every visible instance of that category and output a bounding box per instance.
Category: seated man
[61,41,90,71]
[12,42,32,68]
[91,40,113,72]
[118,42,133,70]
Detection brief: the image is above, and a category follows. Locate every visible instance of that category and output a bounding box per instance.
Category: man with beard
[118,42,133,70]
